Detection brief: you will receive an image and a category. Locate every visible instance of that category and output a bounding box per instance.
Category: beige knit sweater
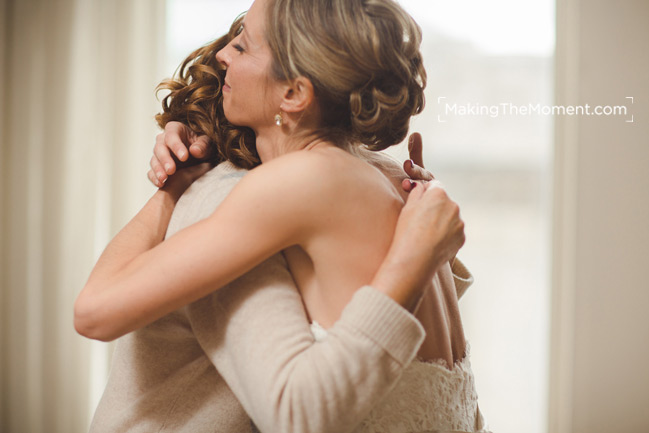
[88,162,474,433]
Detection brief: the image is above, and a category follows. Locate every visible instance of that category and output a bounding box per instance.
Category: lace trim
[310,322,490,433]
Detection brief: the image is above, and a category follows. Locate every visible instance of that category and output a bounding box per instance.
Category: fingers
[407,132,424,167]
[404,133,434,182]
[404,159,435,182]
[417,182,466,258]
[165,122,190,162]
[383,176,464,296]
[402,180,426,203]
[422,181,454,215]
[424,179,444,191]
[153,133,177,176]
[401,178,441,193]
[149,122,211,187]
[161,162,213,198]
[189,135,212,159]
[147,168,164,188]
[401,178,417,192]
[401,160,435,193]
[149,155,167,187]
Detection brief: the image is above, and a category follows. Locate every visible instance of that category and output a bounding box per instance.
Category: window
[397,2,554,432]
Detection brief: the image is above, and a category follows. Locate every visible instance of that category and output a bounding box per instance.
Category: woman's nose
[215,45,230,67]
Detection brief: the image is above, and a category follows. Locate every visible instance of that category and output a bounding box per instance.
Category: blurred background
[1,0,647,432]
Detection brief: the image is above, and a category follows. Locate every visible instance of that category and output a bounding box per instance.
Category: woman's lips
[223,83,231,92]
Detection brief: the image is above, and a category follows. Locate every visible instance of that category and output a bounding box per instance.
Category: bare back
[282,145,466,366]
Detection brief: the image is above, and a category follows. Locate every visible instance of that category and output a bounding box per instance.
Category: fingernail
[178,150,187,159]
[164,163,173,173]
[407,159,414,168]
[409,135,414,144]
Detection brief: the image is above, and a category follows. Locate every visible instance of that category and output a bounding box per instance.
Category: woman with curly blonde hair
[76,0,488,431]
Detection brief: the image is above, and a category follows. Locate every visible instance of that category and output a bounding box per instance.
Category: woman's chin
[223,111,248,128]
[222,107,239,126]
[223,104,255,128]
[226,116,245,127]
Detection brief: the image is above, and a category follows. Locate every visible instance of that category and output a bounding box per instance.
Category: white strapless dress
[310,322,491,433]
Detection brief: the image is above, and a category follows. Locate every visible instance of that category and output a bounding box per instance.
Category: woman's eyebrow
[236,21,245,38]
[240,27,256,48]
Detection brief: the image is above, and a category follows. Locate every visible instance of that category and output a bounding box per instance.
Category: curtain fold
[1,1,165,432]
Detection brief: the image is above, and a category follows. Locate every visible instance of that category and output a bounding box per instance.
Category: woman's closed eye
[233,43,245,53]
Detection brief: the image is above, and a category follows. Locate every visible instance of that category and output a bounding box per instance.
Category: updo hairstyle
[265,0,426,150]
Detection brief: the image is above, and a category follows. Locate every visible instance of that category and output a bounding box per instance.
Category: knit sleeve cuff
[452,257,474,299]
[339,286,425,366]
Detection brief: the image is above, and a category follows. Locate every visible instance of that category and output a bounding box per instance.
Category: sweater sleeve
[452,257,474,299]
[186,252,425,433]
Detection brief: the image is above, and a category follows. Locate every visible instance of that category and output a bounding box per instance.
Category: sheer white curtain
[0,0,165,432]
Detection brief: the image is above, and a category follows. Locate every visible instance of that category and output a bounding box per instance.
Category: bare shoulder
[215,149,350,222]
[352,147,404,180]
[240,147,382,194]
[224,146,403,222]
[233,149,341,198]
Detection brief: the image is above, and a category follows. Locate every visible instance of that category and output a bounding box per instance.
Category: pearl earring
[274,112,283,126]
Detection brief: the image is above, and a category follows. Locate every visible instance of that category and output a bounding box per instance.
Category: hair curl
[266,0,426,150]
[155,16,259,169]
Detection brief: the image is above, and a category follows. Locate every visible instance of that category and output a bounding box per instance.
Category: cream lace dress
[311,322,491,433]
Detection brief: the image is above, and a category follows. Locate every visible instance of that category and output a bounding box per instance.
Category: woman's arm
[74,165,212,340]
[76,152,465,342]
[75,155,321,341]
[150,122,475,298]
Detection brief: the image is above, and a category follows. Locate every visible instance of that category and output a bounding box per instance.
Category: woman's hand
[162,162,213,201]
[400,132,458,265]
[148,121,212,187]
[372,180,465,310]
[401,132,434,192]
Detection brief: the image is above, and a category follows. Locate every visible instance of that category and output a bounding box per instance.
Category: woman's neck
[255,127,331,163]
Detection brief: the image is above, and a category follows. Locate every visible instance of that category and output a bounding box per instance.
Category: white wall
[551,1,649,432]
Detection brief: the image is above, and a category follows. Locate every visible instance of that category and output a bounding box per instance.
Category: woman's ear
[280,77,314,114]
